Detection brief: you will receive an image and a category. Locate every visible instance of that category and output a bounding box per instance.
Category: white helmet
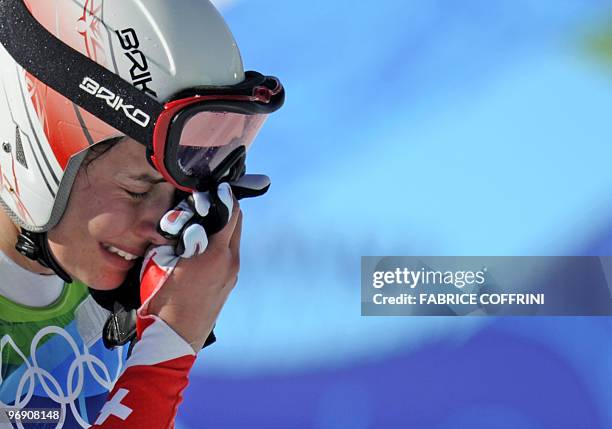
[0,0,251,232]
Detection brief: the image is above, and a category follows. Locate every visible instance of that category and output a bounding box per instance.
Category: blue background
[178,1,612,428]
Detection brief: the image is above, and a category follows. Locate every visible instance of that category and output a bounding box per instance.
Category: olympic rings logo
[0,326,123,429]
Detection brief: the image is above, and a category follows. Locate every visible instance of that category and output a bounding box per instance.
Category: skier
[0,0,284,427]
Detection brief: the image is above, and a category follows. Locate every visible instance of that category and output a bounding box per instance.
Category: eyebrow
[126,173,167,185]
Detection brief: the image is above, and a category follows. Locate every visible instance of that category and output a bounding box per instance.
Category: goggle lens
[174,111,268,180]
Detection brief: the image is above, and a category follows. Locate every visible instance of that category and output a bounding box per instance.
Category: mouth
[101,243,142,263]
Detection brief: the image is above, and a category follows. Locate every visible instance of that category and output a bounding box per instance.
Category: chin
[74,270,127,291]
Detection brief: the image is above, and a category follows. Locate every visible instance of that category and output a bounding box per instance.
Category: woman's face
[47,138,175,290]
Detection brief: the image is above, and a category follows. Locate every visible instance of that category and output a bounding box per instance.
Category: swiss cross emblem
[94,388,133,424]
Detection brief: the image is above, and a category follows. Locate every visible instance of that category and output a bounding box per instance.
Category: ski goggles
[0,0,284,192]
[148,72,283,191]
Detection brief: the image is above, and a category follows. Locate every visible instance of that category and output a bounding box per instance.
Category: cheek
[72,181,138,240]
[87,205,137,239]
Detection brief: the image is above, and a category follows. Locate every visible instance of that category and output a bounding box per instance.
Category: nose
[132,217,171,246]
[131,194,175,247]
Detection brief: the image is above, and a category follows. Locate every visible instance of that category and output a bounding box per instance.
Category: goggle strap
[0,0,164,145]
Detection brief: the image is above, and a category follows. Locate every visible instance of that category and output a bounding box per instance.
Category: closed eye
[125,189,149,199]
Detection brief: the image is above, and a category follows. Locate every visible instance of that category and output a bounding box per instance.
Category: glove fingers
[197,182,233,236]
[217,182,234,216]
[185,182,232,225]
[158,182,235,258]
[158,200,195,239]
[192,191,212,218]
[177,222,209,258]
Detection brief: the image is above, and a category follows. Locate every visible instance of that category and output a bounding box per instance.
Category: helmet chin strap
[15,229,73,283]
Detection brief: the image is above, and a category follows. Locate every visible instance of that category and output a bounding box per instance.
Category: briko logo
[116,28,157,98]
[79,77,151,127]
